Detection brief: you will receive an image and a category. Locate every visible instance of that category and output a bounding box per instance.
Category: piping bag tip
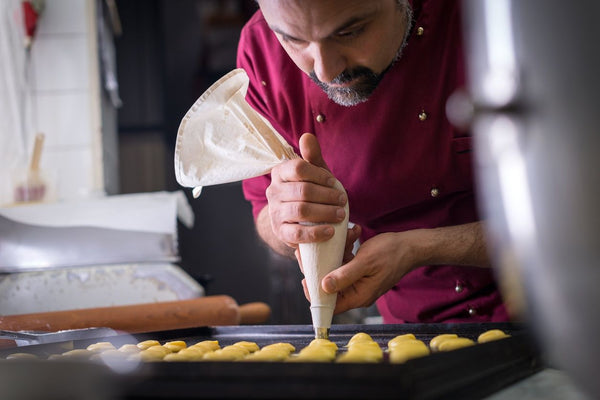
[310,304,335,339]
[315,327,330,340]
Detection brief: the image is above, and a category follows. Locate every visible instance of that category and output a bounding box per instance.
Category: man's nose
[310,42,345,84]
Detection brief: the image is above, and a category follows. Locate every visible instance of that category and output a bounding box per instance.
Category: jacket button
[468,307,477,316]
[418,111,428,121]
[417,26,424,36]
[430,187,439,198]
[316,114,325,123]
[455,283,464,293]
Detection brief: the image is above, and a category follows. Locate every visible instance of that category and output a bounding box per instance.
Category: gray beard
[309,6,413,107]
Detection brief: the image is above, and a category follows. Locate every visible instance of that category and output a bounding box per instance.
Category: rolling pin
[0,295,240,334]
[238,302,271,325]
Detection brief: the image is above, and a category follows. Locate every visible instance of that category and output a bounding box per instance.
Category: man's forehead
[259,0,385,40]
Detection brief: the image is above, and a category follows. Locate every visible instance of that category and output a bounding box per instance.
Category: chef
[237,0,509,323]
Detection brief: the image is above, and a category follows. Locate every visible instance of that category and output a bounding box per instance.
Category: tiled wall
[28,0,104,200]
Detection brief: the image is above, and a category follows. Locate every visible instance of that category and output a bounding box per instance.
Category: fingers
[322,259,368,295]
[334,285,374,314]
[271,158,337,193]
[347,224,362,244]
[269,158,346,223]
[269,175,344,207]
[266,180,346,222]
[295,248,303,273]
[342,224,361,263]
[301,278,311,302]
[266,134,348,246]
[321,244,380,313]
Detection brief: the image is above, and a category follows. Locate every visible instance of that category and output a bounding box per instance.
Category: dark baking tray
[0,323,543,400]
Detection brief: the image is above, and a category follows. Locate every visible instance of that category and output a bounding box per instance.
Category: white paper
[174,68,298,197]
[0,190,191,234]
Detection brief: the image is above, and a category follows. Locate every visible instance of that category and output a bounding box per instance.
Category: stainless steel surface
[0,263,204,315]
[0,214,178,271]
[0,327,118,345]
[461,0,600,397]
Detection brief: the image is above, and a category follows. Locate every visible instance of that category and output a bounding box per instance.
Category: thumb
[299,133,329,171]
[321,259,364,294]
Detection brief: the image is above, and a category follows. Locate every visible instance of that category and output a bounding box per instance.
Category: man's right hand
[259,133,348,255]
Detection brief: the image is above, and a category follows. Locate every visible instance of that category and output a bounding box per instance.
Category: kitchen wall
[0,0,112,205]
[113,0,312,324]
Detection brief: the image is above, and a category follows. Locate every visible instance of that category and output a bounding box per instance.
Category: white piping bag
[299,179,349,339]
[174,68,349,338]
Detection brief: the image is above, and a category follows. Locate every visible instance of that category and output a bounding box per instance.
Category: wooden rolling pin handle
[0,295,240,334]
[239,302,271,325]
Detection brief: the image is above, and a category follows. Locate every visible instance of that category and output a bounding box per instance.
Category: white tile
[43,147,97,200]
[34,92,93,148]
[31,36,90,91]
[36,0,89,35]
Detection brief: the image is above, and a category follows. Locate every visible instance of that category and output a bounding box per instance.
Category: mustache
[310,66,378,86]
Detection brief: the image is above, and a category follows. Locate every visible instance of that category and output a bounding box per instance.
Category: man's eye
[281,35,304,45]
[336,26,365,39]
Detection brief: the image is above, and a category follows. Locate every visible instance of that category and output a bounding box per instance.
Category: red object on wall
[22,1,38,39]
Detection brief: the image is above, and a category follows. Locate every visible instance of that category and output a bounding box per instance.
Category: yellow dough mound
[437,337,475,352]
[429,334,458,352]
[477,329,510,343]
[389,340,430,364]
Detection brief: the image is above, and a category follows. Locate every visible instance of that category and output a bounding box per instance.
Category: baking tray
[0,323,543,400]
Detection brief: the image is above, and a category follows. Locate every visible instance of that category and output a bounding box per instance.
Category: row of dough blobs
[4,329,510,363]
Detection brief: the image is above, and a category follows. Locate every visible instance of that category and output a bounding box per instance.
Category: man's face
[258,0,409,106]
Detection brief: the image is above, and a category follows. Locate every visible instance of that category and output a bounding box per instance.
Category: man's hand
[315,222,491,314]
[320,231,418,313]
[258,133,348,256]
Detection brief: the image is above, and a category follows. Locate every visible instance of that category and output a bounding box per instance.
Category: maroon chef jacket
[236,1,508,323]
